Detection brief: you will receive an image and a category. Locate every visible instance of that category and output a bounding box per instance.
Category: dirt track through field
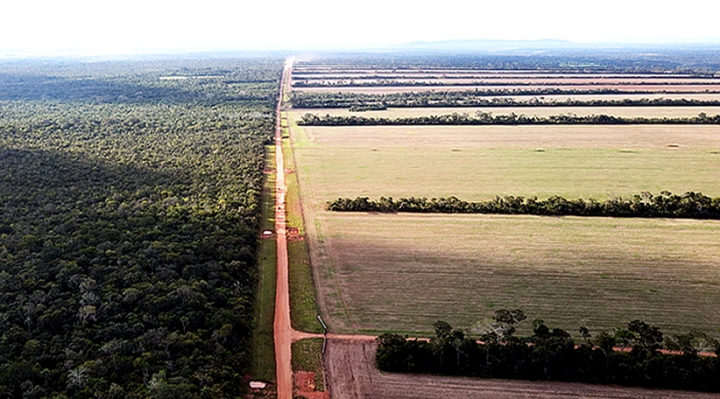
[325,340,719,399]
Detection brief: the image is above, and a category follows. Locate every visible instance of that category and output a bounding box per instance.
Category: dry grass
[296,106,720,119]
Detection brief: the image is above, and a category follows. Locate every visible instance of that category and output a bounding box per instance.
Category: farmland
[283,54,720,395]
[293,106,720,119]
[289,123,720,202]
[287,58,720,337]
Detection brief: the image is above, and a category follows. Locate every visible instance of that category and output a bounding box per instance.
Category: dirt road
[274,58,294,399]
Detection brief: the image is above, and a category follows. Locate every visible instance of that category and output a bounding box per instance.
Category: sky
[2,0,720,56]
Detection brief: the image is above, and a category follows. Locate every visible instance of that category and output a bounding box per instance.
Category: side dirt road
[325,340,719,399]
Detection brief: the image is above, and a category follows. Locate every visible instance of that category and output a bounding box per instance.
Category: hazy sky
[2,0,720,55]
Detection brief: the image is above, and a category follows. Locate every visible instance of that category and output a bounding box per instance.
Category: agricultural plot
[287,109,720,337]
[293,84,720,94]
[294,106,720,119]
[290,122,720,202]
[287,59,720,396]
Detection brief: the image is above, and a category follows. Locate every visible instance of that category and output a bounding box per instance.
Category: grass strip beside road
[251,145,277,382]
[292,338,326,392]
[282,117,324,334]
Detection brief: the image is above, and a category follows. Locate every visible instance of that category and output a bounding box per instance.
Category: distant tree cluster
[327,192,720,219]
[291,90,720,109]
[376,312,720,391]
[0,59,282,398]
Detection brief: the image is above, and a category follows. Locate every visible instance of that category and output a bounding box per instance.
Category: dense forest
[0,58,282,398]
[298,112,720,126]
[295,49,720,72]
[376,311,720,392]
[290,90,720,109]
[327,192,720,219]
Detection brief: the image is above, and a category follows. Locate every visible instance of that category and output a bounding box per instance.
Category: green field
[288,113,720,337]
[291,122,720,202]
[315,213,720,336]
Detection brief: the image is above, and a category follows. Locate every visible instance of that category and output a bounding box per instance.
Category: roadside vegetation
[282,119,323,334]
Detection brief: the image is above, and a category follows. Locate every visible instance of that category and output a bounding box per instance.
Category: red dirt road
[274,58,293,399]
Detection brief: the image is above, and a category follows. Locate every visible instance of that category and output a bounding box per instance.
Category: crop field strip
[287,62,720,341]
[294,84,720,94]
[294,106,720,119]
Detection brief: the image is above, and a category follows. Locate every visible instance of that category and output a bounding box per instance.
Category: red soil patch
[294,371,329,399]
[287,227,304,241]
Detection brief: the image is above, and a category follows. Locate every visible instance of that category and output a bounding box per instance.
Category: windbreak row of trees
[0,59,282,398]
[327,192,720,219]
[290,90,720,108]
[376,311,720,392]
[298,112,720,126]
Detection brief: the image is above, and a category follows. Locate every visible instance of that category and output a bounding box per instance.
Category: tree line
[376,311,720,392]
[327,192,720,219]
[298,112,720,126]
[291,90,720,109]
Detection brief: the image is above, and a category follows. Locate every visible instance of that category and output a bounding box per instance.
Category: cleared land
[325,340,720,399]
[295,78,720,86]
[288,113,720,336]
[295,106,720,119]
[311,212,720,335]
[293,85,720,94]
[291,123,720,201]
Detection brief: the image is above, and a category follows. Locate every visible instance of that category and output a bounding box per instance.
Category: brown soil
[294,371,330,399]
[324,340,719,399]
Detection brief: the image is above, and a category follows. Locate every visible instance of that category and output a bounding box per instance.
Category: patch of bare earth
[325,340,719,399]
[294,371,330,399]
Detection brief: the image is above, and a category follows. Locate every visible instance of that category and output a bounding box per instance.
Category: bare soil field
[325,340,720,399]
[295,106,720,119]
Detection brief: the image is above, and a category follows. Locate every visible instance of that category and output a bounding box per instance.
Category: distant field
[295,106,720,119]
[294,85,720,94]
[295,78,720,85]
